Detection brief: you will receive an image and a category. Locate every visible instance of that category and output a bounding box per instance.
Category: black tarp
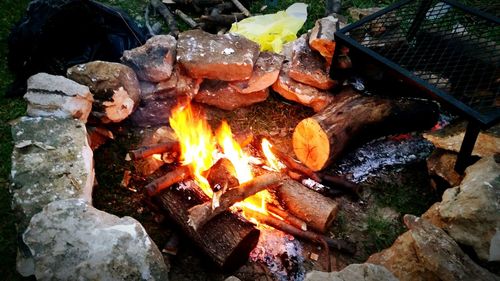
[7,0,148,96]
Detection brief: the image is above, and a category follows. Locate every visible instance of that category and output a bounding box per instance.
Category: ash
[249,228,305,281]
[335,134,434,183]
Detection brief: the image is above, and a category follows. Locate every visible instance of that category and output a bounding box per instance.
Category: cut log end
[293,118,330,171]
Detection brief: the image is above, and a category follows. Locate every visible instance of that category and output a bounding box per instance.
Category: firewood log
[292,87,440,171]
[188,172,282,229]
[266,204,307,231]
[146,165,191,195]
[155,184,260,270]
[206,158,239,191]
[276,179,339,233]
[128,141,180,160]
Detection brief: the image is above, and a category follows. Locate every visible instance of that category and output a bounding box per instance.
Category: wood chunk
[177,30,260,81]
[229,52,285,94]
[155,184,260,270]
[272,63,333,112]
[289,36,335,90]
[292,87,440,171]
[207,158,240,191]
[276,179,338,233]
[195,80,269,110]
[309,16,347,65]
[188,172,282,230]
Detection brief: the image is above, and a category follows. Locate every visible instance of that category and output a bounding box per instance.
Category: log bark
[276,179,339,233]
[154,184,260,270]
[146,165,191,196]
[128,141,180,160]
[206,158,239,191]
[188,172,282,229]
[292,88,440,171]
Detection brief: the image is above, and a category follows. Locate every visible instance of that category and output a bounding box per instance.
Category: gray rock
[121,35,177,82]
[23,199,169,281]
[10,117,94,231]
[438,156,500,261]
[305,263,398,281]
[67,61,141,123]
[194,80,269,110]
[24,73,93,123]
[177,30,260,81]
[404,215,499,281]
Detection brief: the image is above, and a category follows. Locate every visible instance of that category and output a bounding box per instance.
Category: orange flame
[261,138,283,171]
[169,102,275,224]
[215,121,253,183]
[169,102,215,197]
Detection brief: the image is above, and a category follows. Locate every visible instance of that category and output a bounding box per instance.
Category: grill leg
[406,0,433,42]
[454,121,480,173]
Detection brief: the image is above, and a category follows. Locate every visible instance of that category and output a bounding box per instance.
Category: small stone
[177,30,260,81]
[289,35,335,90]
[272,62,333,112]
[23,199,169,281]
[24,73,93,122]
[121,35,177,82]
[194,80,269,110]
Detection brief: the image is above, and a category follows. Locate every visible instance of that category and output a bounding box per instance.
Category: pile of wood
[149,0,251,35]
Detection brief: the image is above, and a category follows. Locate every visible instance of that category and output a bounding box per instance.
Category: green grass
[0,1,31,279]
[365,210,404,252]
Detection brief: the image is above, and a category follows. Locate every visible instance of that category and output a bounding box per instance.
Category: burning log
[276,179,338,233]
[151,0,179,36]
[146,165,191,196]
[155,184,260,270]
[206,158,239,191]
[128,141,180,160]
[241,206,355,254]
[266,204,307,231]
[292,88,440,171]
[188,172,282,230]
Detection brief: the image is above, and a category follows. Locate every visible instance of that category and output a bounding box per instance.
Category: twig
[266,204,307,231]
[128,141,180,160]
[230,0,251,17]
[174,9,198,28]
[146,165,191,196]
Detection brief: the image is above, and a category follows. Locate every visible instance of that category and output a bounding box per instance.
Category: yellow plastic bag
[229,3,308,53]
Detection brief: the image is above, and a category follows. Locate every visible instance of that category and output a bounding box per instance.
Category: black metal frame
[332,0,500,172]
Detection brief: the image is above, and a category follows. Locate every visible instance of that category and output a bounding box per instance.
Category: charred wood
[200,13,245,26]
[188,172,282,230]
[155,184,260,270]
[128,141,180,160]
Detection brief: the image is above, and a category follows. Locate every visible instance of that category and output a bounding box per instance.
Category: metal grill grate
[334,0,500,126]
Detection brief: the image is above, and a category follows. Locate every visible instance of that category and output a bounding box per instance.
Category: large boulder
[405,215,499,281]
[121,35,177,82]
[368,215,500,281]
[305,263,398,281]
[10,117,94,231]
[23,199,169,281]
[24,73,93,122]
[177,30,260,81]
[438,156,500,261]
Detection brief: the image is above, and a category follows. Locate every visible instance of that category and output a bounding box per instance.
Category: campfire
[128,100,354,270]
